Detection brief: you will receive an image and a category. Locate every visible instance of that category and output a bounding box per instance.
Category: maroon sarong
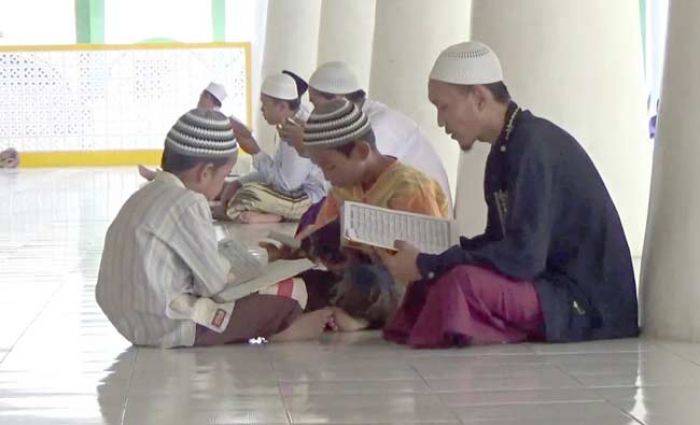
[384,265,544,348]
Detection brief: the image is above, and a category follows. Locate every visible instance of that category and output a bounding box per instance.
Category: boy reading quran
[273,99,449,330]
[96,109,337,348]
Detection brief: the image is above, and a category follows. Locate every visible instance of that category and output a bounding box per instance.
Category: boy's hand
[259,241,303,262]
[278,118,305,155]
[230,119,260,154]
[374,240,422,285]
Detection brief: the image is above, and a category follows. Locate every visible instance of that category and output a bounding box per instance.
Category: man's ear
[472,85,491,111]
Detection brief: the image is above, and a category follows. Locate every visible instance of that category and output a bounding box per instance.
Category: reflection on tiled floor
[0,167,698,424]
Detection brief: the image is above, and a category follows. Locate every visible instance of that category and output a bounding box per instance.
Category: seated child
[215,71,326,224]
[283,99,450,330]
[96,108,340,348]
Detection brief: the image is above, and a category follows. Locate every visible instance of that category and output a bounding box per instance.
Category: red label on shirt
[212,309,227,328]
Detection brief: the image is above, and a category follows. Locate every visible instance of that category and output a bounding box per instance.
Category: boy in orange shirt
[294,99,449,329]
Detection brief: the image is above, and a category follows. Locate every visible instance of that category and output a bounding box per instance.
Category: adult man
[377,41,639,348]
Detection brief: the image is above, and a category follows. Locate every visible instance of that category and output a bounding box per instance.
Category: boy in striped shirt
[96,109,335,348]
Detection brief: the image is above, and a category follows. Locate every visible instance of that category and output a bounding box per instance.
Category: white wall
[0,0,75,45]
[641,0,700,340]
[369,0,472,201]
[105,0,211,43]
[316,0,376,91]
[256,0,323,153]
[225,0,269,127]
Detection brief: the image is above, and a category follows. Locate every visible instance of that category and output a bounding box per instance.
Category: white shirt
[238,107,327,202]
[362,99,452,206]
[96,172,234,348]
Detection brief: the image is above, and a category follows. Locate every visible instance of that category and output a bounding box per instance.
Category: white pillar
[470,0,652,257]
[257,0,322,152]
[317,0,376,91]
[641,1,700,340]
[225,0,269,174]
[369,0,472,203]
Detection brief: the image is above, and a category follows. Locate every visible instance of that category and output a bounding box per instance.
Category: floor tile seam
[658,345,700,367]
[0,280,68,368]
[276,378,293,425]
[603,398,646,425]
[120,348,140,425]
[436,388,609,405]
[270,351,294,425]
[407,363,462,425]
[549,363,594,392]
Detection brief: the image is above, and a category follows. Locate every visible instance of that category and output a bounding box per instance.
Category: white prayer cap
[261,73,298,100]
[309,61,361,94]
[204,82,227,104]
[430,41,503,85]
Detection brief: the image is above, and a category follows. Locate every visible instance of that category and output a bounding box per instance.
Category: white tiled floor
[1,167,699,424]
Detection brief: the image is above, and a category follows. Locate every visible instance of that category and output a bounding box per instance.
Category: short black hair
[287,97,301,111]
[161,146,231,174]
[332,129,376,157]
[460,82,511,104]
[315,90,337,101]
[270,96,300,111]
[345,89,367,103]
[312,89,365,104]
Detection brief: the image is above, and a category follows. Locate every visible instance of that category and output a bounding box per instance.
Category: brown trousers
[194,294,302,346]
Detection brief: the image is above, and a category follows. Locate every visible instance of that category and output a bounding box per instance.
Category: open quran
[340,201,458,255]
[216,237,313,302]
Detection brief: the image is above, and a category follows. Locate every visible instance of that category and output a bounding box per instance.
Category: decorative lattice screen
[0,43,250,152]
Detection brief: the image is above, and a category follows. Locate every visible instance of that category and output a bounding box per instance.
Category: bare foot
[137,165,157,181]
[237,211,283,224]
[330,307,369,332]
[270,308,335,342]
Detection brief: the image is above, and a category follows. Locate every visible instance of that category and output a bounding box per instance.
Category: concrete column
[257,0,322,152]
[317,0,376,91]
[642,0,700,340]
[368,0,472,203]
[470,0,652,256]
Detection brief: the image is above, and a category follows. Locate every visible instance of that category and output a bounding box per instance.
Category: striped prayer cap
[303,99,371,148]
[165,109,238,158]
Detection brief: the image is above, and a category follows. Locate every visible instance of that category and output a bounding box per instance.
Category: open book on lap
[216,237,313,302]
[340,201,459,255]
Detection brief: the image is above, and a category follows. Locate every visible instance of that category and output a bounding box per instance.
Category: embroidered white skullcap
[204,82,227,104]
[165,109,238,158]
[430,41,503,85]
[303,99,371,148]
[261,73,298,100]
[309,61,361,94]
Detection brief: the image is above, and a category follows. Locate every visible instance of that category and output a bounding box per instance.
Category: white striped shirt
[96,172,234,348]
